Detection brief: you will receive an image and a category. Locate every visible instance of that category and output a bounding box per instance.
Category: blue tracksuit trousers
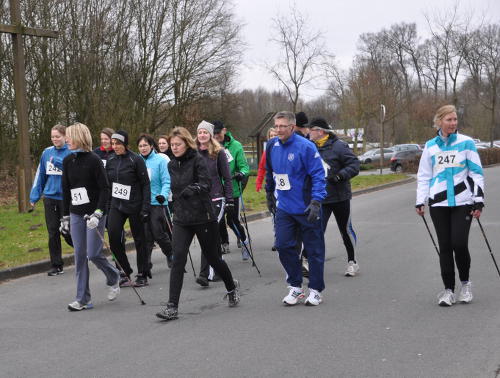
[275,208,325,292]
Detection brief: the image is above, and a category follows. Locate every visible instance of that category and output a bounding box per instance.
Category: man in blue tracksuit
[265,111,327,306]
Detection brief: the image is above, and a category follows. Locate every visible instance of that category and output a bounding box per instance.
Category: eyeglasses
[274,124,293,130]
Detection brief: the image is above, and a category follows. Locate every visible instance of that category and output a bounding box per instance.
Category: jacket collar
[172,148,197,162]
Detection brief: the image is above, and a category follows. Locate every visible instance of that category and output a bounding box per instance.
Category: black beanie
[295,112,308,128]
[307,117,331,131]
[212,120,224,134]
[111,130,129,146]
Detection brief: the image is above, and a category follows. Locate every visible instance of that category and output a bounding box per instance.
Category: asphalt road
[1,166,499,378]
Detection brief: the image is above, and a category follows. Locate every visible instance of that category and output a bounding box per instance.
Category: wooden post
[0,0,58,212]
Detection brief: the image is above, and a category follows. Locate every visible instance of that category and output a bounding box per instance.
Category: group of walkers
[30,103,486,320]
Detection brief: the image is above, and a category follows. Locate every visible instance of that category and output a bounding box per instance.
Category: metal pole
[379,104,386,175]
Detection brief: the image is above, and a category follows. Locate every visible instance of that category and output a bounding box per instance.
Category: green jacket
[222,131,249,198]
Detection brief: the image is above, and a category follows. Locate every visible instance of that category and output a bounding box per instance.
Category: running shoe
[304,289,322,306]
[345,261,360,277]
[225,280,240,307]
[107,281,120,301]
[283,286,304,305]
[68,301,93,311]
[119,273,133,287]
[196,276,209,287]
[438,289,456,307]
[134,274,149,287]
[156,303,178,321]
[241,241,250,261]
[458,281,473,303]
[48,267,64,276]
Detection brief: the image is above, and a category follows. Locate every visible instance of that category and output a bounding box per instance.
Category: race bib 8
[275,174,291,191]
[70,187,90,205]
[435,150,462,170]
[112,182,131,200]
[46,161,62,176]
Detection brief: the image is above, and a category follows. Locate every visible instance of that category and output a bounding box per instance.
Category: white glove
[86,210,103,230]
[59,216,70,235]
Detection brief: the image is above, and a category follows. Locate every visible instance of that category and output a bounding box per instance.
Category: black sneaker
[134,274,149,287]
[166,254,173,269]
[196,276,209,287]
[48,267,64,276]
[225,279,240,307]
[156,303,178,321]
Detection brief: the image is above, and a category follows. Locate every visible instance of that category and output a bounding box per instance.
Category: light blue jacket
[141,150,170,205]
[30,144,72,202]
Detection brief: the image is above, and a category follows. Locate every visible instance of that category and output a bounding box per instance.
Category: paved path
[1,167,499,378]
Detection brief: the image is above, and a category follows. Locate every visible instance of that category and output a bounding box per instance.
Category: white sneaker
[437,289,456,307]
[344,261,360,277]
[68,301,94,311]
[282,286,304,305]
[458,281,473,303]
[304,289,322,306]
[107,283,120,301]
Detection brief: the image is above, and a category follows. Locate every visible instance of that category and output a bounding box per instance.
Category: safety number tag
[275,174,291,191]
[70,187,90,206]
[112,182,131,200]
[435,150,461,170]
[46,161,62,175]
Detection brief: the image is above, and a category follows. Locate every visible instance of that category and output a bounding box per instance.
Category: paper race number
[435,150,462,170]
[275,174,291,190]
[70,187,90,205]
[112,182,131,200]
[46,161,62,175]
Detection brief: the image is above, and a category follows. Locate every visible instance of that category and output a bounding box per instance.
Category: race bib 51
[70,187,90,206]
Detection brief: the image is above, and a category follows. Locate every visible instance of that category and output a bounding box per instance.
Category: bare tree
[267,4,326,112]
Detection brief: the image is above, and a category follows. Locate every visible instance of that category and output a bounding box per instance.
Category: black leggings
[145,205,172,266]
[108,208,148,276]
[430,205,473,291]
[200,200,225,278]
[169,221,235,306]
[219,197,246,244]
[43,198,73,268]
[322,200,357,262]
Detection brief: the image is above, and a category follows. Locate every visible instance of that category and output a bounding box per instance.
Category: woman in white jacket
[416,105,484,307]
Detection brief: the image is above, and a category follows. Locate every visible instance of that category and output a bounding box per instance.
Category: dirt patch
[29,224,43,231]
[28,247,43,253]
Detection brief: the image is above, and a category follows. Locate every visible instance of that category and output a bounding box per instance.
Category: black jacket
[168,148,215,225]
[317,134,360,203]
[62,151,110,216]
[105,150,151,215]
[199,149,233,202]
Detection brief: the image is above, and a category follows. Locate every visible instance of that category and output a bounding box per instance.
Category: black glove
[225,200,235,218]
[156,195,166,204]
[415,204,424,211]
[304,200,321,223]
[180,184,200,199]
[141,211,150,223]
[266,191,276,214]
[328,174,343,183]
[232,172,245,182]
[472,202,484,211]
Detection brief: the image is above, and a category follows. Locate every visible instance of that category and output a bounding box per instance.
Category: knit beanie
[197,120,214,137]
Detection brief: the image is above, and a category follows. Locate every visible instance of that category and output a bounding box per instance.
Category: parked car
[391,143,422,153]
[358,148,394,164]
[390,150,422,173]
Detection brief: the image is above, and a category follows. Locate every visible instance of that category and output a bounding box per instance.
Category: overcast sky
[232,0,500,100]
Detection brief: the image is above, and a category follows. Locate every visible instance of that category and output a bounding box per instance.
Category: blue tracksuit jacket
[141,150,171,206]
[30,144,72,203]
[265,133,326,214]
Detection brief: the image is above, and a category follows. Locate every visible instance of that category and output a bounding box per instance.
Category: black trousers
[219,197,246,244]
[199,200,225,278]
[322,200,357,262]
[145,205,172,266]
[169,221,236,307]
[108,207,148,276]
[430,205,473,291]
[43,197,73,268]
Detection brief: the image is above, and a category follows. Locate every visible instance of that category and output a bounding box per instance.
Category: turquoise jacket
[141,150,171,205]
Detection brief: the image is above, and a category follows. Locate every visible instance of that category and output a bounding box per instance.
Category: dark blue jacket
[265,133,326,214]
[316,135,360,203]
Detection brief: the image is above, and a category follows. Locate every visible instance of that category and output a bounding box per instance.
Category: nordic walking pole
[420,214,440,257]
[477,218,500,278]
[238,181,254,253]
[231,223,261,276]
[165,205,196,278]
[91,222,146,305]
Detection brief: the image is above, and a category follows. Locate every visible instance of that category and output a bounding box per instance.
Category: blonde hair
[169,127,197,151]
[66,122,93,151]
[196,135,222,159]
[433,105,457,129]
[267,127,277,140]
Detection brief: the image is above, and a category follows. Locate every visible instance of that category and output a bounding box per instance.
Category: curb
[0,177,415,283]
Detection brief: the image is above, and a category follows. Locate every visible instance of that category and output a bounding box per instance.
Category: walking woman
[156,127,240,321]
[61,123,120,311]
[93,127,115,167]
[30,124,73,276]
[195,121,234,287]
[137,134,173,272]
[106,130,151,287]
[416,105,484,306]
[255,127,278,193]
